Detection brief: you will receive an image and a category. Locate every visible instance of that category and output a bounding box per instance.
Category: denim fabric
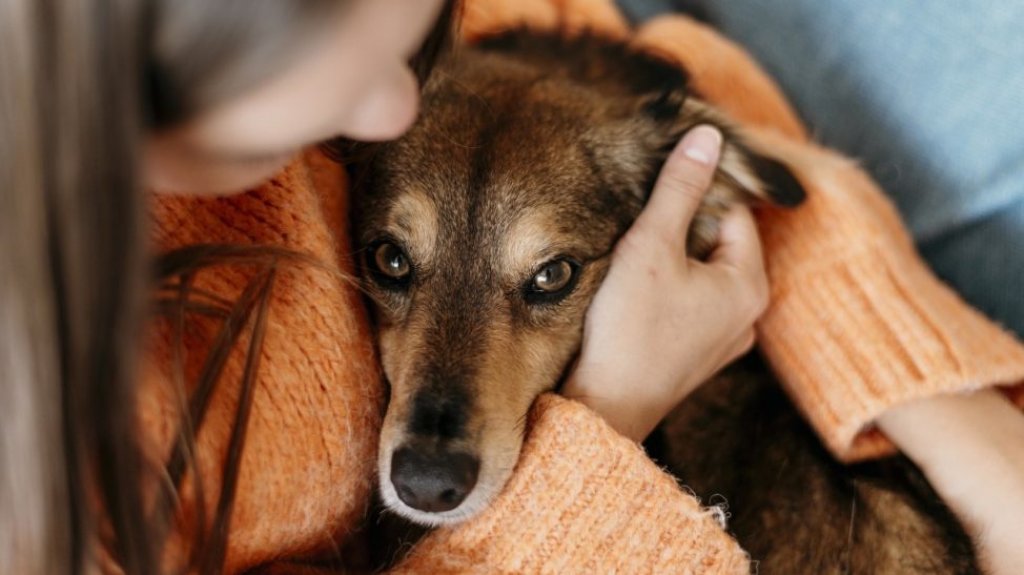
[617,0,1024,336]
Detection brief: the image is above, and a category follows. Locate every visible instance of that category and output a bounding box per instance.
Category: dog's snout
[390,447,480,513]
[409,386,471,439]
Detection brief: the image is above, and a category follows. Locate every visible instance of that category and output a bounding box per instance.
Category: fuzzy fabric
[139,0,1024,572]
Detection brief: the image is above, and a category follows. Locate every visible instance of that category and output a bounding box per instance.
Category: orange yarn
[140,0,1024,571]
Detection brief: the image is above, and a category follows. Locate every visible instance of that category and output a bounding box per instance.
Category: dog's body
[350,31,978,572]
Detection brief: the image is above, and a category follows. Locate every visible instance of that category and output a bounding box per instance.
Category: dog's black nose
[390,447,480,513]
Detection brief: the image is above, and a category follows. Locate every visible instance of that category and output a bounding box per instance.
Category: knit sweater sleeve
[635,15,1024,462]
[387,394,749,574]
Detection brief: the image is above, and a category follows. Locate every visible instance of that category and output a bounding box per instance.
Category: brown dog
[350,30,977,572]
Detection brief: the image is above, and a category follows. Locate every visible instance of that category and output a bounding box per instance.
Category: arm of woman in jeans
[879,392,1024,575]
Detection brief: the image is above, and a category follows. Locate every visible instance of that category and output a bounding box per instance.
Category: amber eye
[368,241,412,287]
[525,258,579,304]
[533,260,573,292]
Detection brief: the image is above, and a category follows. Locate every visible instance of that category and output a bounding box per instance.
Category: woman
[1,0,1022,573]
[0,1,762,572]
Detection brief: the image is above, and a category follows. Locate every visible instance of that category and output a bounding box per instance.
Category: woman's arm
[629,14,1024,571]
[254,395,750,574]
[635,14,1024,463]
[878,391,1024,575]
[388,394,749,574]
[563,125,768,441]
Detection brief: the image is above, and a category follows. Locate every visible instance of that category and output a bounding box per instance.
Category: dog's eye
[525,259,579,304]
[534,261,573,292]
[368,241,412,286]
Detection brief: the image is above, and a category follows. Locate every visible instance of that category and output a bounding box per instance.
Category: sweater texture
[140,0,1024,572]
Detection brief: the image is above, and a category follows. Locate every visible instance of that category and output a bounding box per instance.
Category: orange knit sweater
[142,0,1024,572]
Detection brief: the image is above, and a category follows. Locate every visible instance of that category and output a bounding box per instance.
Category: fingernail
[681,125,723,166]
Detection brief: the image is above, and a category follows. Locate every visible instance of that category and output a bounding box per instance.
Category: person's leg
[920,202,1024,337]
[617,0,1024,336]
[616,0,674,23]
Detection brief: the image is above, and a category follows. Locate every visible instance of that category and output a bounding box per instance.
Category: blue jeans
[616,0,1024,337]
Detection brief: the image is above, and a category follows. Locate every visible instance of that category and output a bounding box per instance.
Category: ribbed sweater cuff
[736,129,1024,462]
[758,232,1024,463]
[392,394,748,574]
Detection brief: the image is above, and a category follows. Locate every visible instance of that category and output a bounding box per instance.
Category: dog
[349,30,978,573]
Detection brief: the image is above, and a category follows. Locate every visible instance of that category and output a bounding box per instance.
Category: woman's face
[145,0,445,195]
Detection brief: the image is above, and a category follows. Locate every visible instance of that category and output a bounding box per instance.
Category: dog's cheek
[377,311,433,400]
[470,327,580,499]
[377,328,418,439]
[377,328,403,392]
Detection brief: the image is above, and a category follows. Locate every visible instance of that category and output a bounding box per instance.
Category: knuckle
[669,174,709,204]
[660,163,710,202]
[623,220,676,257]
[615,228,644,255]
[616,226,652,256]
[614,228,667,267]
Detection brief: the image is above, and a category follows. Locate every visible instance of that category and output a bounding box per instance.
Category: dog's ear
[676,137,807,258]
[586,52,808,211]
[643,100,807,258]
[657,99,806,209]
[717,139,807,208]
[477,30,691,107]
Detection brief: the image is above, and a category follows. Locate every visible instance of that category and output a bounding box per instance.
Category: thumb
[630,125,722,253]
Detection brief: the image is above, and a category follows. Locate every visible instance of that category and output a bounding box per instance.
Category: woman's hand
[562,125,770,442]
[878,390,1024,575]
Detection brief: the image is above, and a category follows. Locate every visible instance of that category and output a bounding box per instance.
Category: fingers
[709,205,765,273]
[710,206,770,329]
[630,125,722,253]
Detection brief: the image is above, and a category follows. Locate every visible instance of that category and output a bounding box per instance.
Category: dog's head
[349,32,804,525]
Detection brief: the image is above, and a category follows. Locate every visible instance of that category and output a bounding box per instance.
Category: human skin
[142,0,768,450]
[582,124,1024,574]
[879,391,1024,575]
[145,3,1024,571]
[561,126,768,442]
[145,0,446,195]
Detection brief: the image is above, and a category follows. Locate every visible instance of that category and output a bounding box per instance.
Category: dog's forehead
[379,91,597,197]
[383,131,620,270]
[363,61,652,280]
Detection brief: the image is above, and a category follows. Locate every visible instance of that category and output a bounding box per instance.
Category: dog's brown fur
[350,30,978,572]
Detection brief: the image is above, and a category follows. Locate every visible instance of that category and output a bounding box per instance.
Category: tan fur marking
[386,188,438,267]
[719,146,763,198]
[501,211,562,277]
